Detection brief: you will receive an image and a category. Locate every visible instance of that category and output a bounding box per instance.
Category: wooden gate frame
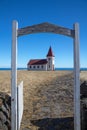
[11,21,80,130]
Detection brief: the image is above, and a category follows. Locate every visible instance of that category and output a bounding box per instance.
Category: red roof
[27,59,47,65]
[46,46,54,57]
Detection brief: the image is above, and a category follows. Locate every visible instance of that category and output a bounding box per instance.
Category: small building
[27,46,55,71]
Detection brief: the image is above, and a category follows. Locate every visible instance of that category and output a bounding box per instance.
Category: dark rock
[80,81,87,130]
[0,92,11,130]
[80,81,87,99]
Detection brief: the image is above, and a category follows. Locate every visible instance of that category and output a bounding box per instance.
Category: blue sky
[0,0,87,68]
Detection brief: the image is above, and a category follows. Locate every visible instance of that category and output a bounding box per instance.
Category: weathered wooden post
[11,20,24,130]
[11,20,18,130]
[73,23,80,130]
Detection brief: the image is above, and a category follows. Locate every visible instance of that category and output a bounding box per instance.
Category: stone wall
[80,81,87,130]
[0,92,11,130]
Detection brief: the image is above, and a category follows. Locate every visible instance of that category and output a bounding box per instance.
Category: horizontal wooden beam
[17,22,74,38]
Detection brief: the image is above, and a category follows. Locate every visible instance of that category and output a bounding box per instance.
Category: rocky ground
[0,70,87,130]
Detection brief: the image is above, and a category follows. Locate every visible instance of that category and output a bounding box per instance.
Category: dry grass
[0,70,87,129]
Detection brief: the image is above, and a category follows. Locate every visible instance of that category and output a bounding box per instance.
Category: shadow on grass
[31,117,74,130]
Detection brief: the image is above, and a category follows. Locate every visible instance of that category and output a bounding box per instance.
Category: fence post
[73,23,80,130]
[11,20,18,130]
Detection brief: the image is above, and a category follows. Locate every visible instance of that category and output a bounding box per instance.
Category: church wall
[27,64,47,71]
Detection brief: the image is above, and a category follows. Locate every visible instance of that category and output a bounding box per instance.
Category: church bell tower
[46,46,55,71]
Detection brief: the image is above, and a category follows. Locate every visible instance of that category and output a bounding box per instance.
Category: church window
[33,66,35,68]
[30,66,31,68]
[37,66,39,68]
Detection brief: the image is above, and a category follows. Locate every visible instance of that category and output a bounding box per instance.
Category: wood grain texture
[73,23,80,130]
[11,20,18,130]
[18,22,74,38]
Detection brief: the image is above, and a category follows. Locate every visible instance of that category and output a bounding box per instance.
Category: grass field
[0,70,87,129]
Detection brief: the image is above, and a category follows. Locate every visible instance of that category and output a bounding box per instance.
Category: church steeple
[46,46,54,57]
[46,46,55,71]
